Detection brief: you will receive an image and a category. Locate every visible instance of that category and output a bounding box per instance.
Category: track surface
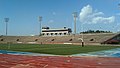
[0,54,120,68]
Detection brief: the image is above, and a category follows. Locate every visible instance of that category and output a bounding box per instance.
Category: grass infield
[0,44,120,55]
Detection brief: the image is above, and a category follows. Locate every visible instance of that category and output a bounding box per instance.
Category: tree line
[80,30,112,34]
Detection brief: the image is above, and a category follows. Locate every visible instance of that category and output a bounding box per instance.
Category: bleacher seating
[0,33,118,45]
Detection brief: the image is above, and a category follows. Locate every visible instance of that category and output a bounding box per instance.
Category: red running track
[0,54,120,68]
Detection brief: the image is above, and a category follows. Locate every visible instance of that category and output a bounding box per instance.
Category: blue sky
[0,0,120,36]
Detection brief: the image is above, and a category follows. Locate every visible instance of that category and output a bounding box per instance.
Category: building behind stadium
[41,27,72,36]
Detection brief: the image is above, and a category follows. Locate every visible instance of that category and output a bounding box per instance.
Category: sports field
[0,44,120,55]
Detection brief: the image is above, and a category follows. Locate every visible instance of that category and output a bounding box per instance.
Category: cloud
[92,16,115,24]
[52,12,56,15]
[48,20,54,23]
[79,5,115,24]
[116,13,120,16]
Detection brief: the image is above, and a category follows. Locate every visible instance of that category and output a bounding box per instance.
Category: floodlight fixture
[39,16,42,22]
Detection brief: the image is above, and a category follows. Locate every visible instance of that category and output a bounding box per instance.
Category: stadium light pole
[4,18,9,36]
[38,16,42,36]
[72,12,78,35]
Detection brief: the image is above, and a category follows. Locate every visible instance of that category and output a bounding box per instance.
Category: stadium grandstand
[0,33,120,45]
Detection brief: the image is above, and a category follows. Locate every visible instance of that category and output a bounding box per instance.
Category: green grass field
[0,44,120,55]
